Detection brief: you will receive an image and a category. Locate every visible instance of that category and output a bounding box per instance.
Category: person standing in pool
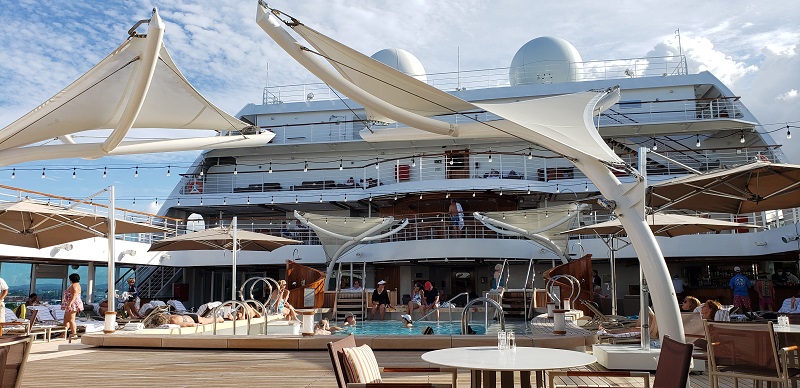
[370,280,390,320]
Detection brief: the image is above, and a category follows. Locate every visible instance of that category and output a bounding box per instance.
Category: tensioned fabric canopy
[561,212,760,238]
[0,199,167,249]
[285,12,623,166]
[647,161,800,214]
[0,18,250,152]
[296,213,397,260]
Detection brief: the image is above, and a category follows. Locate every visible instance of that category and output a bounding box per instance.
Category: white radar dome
[371,48,428,83]
[509,36,583,86]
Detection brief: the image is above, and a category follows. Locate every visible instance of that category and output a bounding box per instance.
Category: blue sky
[0,1,798,213]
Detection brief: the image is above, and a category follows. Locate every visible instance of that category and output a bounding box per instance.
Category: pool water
[332,319,531,336]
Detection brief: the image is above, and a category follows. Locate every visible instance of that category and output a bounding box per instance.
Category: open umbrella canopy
[148,226,301,252]
[561,212,761,238]
[0,199,167,249]
[647,161,800,214]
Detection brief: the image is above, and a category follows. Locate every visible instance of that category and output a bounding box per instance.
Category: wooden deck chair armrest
[547,370,650,388]
[781,345,799,353]
[347,384,451,388]
[380,367,457,387]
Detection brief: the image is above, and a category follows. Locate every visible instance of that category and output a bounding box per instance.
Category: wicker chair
[0,335,34,388]
[548,335,693,388]
[327,334,456,388]
[705,321,800,388]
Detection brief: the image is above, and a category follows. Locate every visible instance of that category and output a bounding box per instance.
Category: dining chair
[548,335,693,388]
[0,335,34,388]
[705,320,800,388]
[327,334,456,388]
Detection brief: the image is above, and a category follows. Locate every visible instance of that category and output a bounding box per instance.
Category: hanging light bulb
[394,193,398,201]
[200,169,204,176]
[527,186,531,195]
[472,191,476,197]
[133,197,136,205]
[271,196,274,205]
[585,182,589,191]
[339,159,343,170]
[788,125,793,139]
[502,214,506,220]
[344,194,348,203]
[446,192,450,198]
[268,161,273,174]
[363,217,366,224]
[295,195,298,204]
[528,149,533,159]
[319,194,323,203]
[488,153,492,163]
[200,197,203,205]
[740,133,746,143]
[375,158,379,169]
[41,167,46,179]
[72,167,76,179]
[223,197,227,205]
[135,166,139,177]
[412,157,416,167]
[420,193,423,200]
[695,135,701,148]
[556,183,560,193]
[499,190,503,196]
[369,194,373,202]
[167,165,171,177]
[247,196,250,205]
[448,157,454,165]
[303,161,308,172]
[177,198,181,206]
[155,198,158,206]
[103,166,107,178]
[233,164,238,175]
[652,141,657,151]
[11,168,15,179]
[325,218,328,224]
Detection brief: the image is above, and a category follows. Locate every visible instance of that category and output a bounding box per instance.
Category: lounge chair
[579,299,637,329]
[0,309,37,337]
[328,334,456,388]
[167,300,190,314]
[548,335,692,388]
[0,335,34,388]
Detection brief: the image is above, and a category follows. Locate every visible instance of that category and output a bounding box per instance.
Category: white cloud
[776,89,798,102]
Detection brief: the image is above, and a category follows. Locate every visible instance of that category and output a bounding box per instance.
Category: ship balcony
[178,145,779,198]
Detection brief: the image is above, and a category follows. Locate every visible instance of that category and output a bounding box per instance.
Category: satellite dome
[509,37,583,86]
[371,48,428,83]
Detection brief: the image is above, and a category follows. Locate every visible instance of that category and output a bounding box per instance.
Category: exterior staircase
[136,266,183,299]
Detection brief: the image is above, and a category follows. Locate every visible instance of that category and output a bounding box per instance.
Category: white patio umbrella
[149,217,301,300]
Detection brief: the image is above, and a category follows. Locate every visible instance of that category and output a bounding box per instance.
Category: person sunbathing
[148,313,222,328]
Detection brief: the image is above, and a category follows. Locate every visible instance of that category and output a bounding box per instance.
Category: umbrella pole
[232,217,238,301]
[610,236,618,315]
[105,185,117,333]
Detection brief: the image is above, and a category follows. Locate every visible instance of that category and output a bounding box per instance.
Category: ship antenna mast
[675,29,687,75]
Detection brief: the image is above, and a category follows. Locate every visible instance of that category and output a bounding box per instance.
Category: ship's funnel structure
[0,8,273,167]
[259,2,683,341]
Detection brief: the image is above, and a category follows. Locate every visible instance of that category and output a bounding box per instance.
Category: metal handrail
[523,258,535,320]
[546,274,581,308]
[460,297,505,335]
[415,292,470,322]
[211,300,253,335]
[241,299,268,334]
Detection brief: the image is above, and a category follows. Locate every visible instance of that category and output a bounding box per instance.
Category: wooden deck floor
[21,342,748,387]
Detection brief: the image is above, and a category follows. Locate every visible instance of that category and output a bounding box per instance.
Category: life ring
[187,180,203,194]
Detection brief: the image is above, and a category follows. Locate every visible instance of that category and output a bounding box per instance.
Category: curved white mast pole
[102,8,164,153]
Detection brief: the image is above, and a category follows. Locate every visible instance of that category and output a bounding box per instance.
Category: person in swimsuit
[271,280,298,321]
[407,283,423,320]
[123,277,143,319]
[61,273,84,342]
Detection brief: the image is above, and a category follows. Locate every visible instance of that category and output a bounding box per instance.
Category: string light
[233,164,238,175]
[740,133,746,143]
[133,197,136,205]
[695,135,701,148]
[72,167,76,179]
[527,186,531,195]
[652,141,657,151]
[448,157,453,165]
[394,193,398,201]
[271,196,274,205]
[344,194,347,202]
[177,198,180,206]
[488,151,492,163]
[134,166,139,177]
[11,168,15,179]
[268,161,272,174]
[167,165,171,177]
[556,183,560,193]
[303,161,308,172]
[472,191,476,197]
[369,194,373,202]
[295,195,298,204]
[41,167,45,179]
[200,197,203,205]
[223,197,227,205]
[585,182,589,191]
[412,158,416,167]
[446,192,450,198]
[319,194,323,203]
[499,190,503,196]
[247,196,250,205]
[788,125,792,139]
[200,169,204,176]
[375,158,379,169]
[103,167,107,178]
[420,193,423,200]
[339,159,343,170]
[155,198,158,206]
[528,149,533,159]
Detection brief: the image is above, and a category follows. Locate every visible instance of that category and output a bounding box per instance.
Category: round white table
[422,346,597,388]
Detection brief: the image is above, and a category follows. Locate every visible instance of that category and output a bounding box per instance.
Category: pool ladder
[460,297,505,335]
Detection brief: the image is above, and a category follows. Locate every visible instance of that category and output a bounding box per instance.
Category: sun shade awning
[562,212,760,237]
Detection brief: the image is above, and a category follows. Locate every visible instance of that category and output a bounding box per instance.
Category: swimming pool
[332,319,532,336]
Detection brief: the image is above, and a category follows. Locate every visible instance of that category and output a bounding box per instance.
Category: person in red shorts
[729,266,753,313]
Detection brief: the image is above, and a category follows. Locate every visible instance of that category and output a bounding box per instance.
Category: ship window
[618,100,642,109]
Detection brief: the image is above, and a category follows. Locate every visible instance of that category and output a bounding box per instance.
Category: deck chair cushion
[167,300,188,313]
[27,306,56,322]
[48,306,65,321]
[3,309,16,322]
[342,344,382,384]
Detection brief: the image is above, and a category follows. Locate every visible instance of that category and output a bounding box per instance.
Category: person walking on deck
[729,266,753,313]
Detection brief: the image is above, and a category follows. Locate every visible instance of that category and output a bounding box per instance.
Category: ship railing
[178,145,780,198]
[262,55,687,104]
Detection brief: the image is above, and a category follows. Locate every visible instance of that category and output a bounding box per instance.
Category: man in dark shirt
[423,281,440,320]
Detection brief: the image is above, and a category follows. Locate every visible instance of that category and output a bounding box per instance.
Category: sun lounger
[579,299,638,329]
